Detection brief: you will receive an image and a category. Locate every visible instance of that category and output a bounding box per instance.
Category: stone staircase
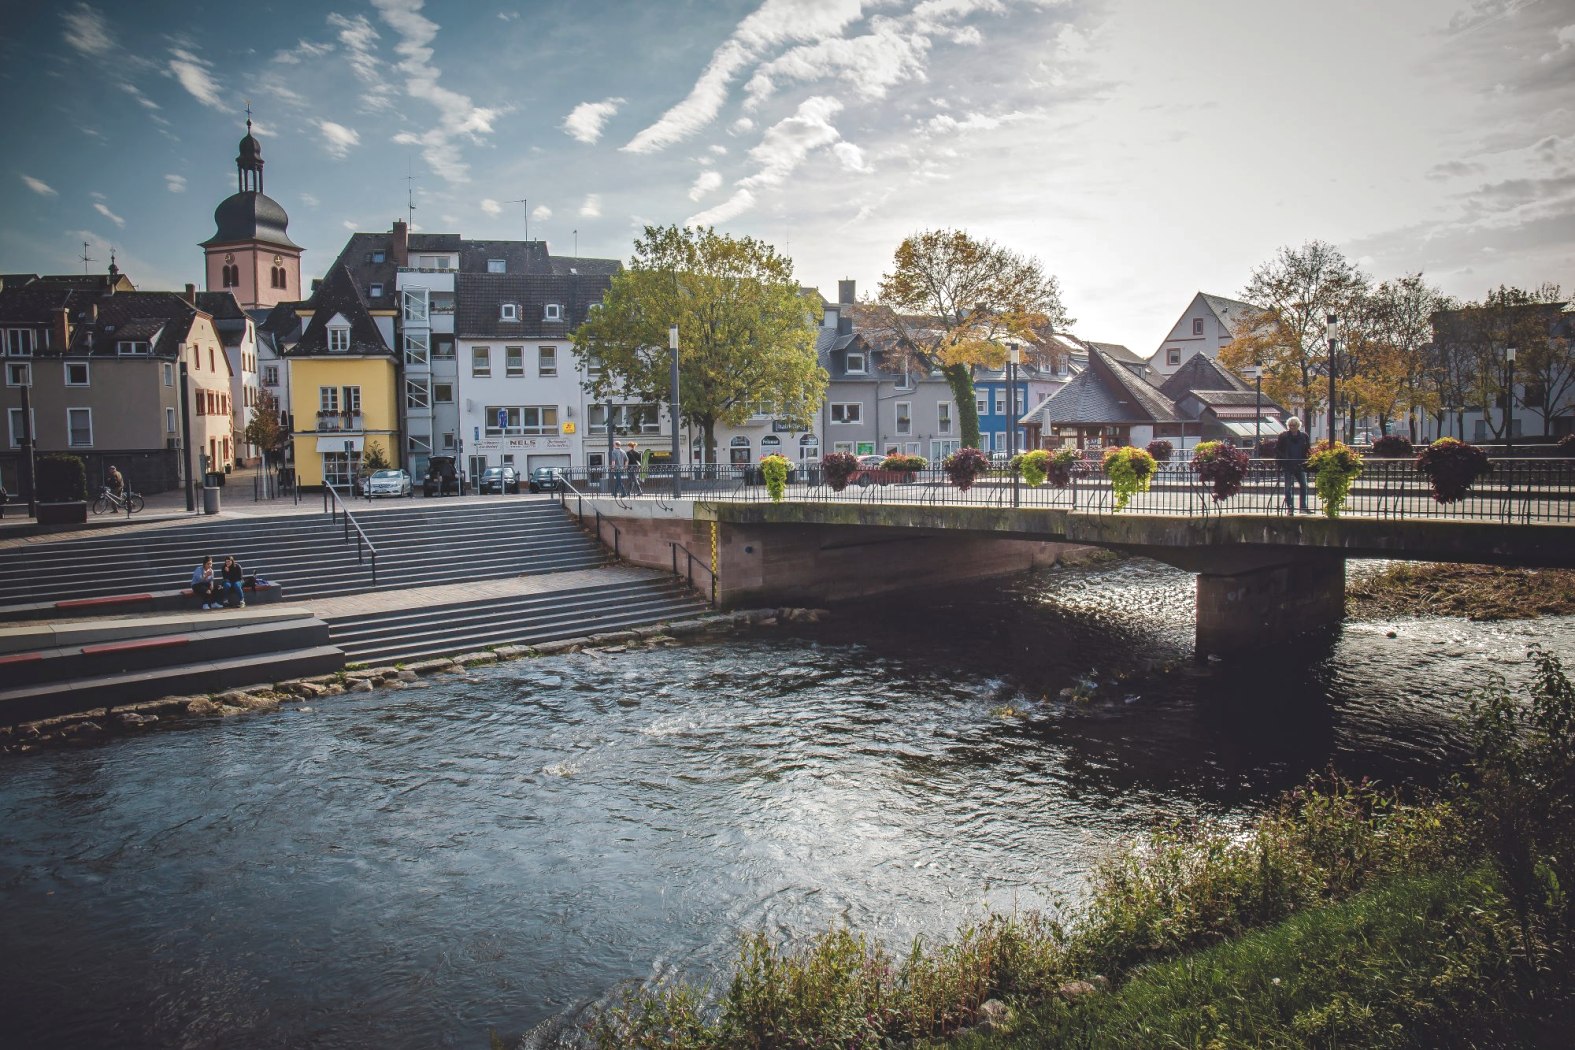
[326,575,709,666]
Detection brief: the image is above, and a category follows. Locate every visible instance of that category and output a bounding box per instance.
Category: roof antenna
[573,229,578,259]
[510,198,528,241]
[80,240,94,275]
[405,160,418,228]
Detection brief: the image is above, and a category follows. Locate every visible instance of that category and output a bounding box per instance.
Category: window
[799,434,820,460]
[432,336,455,358]
[589,403,661,434]
[9,408,34,447]
[328,327,350,352]
[845,351,865,374]
[1192,317,1204,335]
[500,303,518,321]
[538,346,557,376]
[263,365,279,386]
[930,438,960,460]
[994,394,1006,416]
[369,283,383,298]
[484,405,559,436]
[730,436,752,465]
[271,266,287,289]
[222,264,238,288]
[976,396,988,415]
[487,258,506,273]
[1166,348,1181,366]
[938,402,953,435]
[209,348,216,372]
[402,288,428,322]
[319,386,340,413]
[830,402,862,424]
[895,400,912,435]
[163,362,174,386]
[441,432,456,450]
[405,378,431,410]
[5,362,28,387]
[117,341,151,355]
[585,354,604,377]
[67,407,92,447]
[166,407,177,434]
[544,303,562,321]
[403,332,430,366]
[65,362,89,386]
[506,346,524,377]
[833,441,855,454]
[894,370,912,391]
[5,329,35,355]
[323,450,362,489]
[433,382,454,404]
[471,347,491,377]
[370,249,386,263]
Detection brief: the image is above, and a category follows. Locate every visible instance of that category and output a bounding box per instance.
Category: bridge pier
[1193,553,1346,658]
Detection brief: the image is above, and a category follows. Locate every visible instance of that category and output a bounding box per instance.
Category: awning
[1221,419,1286,439]
[316,436,366,453]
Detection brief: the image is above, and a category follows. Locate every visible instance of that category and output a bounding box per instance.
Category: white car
[365,468,413,497]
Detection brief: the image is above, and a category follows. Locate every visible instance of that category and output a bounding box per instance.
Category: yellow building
[286,263,400,488]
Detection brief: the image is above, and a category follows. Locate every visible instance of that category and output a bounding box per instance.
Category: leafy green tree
[1431,286,1565,441]
[867,229,1071,450]
[243,388,286,466]
[572,225,825,463]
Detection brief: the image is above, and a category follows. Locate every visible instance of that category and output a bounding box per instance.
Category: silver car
[366,468,413,497]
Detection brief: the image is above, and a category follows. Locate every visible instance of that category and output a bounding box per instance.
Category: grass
[1348,562,1575,621]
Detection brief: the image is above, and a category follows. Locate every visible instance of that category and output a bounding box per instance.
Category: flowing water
[3,559,1572,1048]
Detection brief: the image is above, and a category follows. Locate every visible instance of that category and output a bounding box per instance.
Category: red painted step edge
[80,636,191,656]
[0,651,45,664]
[56,593,155,609]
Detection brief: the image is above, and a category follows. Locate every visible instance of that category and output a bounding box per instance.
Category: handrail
[595,509,621,560]
[669,540,717,606]
[323,484,380,585]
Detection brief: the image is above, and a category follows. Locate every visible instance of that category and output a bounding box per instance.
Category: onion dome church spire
[199,112,303,310]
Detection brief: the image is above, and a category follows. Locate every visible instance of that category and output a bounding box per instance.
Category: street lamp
[1325,314,1339,445]
[1242,364,1263,454]
[669,323,682,497]
[1007,341,1020,507]
[1504,345,1516,459]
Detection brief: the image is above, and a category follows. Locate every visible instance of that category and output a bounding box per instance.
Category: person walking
[220,555,246,608]
[1277,416,1313,514]
[106,465,124,497]
[608,442,628,497]
[625,441,641,496]
[191,556,219,610]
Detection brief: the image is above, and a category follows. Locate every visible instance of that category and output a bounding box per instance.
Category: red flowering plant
[822,452,858,492]
[943,447,990,491]
[1045,447,1083,488]
[1415,437,1491,504]
[1146,439,1174,462]
[1369,434,1414,458]
[1190,440,1251,502]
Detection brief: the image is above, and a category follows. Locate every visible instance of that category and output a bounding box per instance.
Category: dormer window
[369,250,386,264]
[369,283,383,298]
[845,351,866,374]
[328,327,350,352]
[116,341,151,355]
[544,303,562,321]
[500,303,518,321]
[5,329,35,356]
[488,258,506,274]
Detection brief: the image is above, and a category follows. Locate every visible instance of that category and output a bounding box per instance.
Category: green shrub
[1016,449,1051,487]
[759,453,790,502]
[1100,446,1157,511]
[880,453,927,473]
[37,453,87,502]
[1307,440,1364,518]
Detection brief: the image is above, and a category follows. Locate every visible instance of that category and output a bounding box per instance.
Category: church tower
[200,118,303,310]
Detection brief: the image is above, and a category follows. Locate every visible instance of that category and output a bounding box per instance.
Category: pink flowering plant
[1191,440,1251,502]
[822,452,858,492]
[1415,437,1491,504]
[943,447,990,491]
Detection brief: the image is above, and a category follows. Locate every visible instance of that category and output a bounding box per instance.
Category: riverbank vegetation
[1349,562,1575,620]
[585,648,1575,1048]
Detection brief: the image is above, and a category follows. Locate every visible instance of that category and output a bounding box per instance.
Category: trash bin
[202,485,221,515]
[205,470,225,488]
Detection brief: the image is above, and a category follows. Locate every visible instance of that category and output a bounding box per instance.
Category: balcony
[316,411,365,432]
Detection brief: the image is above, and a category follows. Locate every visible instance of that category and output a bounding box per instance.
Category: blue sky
[1,0,1571,351]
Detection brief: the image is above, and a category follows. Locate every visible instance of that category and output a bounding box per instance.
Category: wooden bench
[0,581,284,623]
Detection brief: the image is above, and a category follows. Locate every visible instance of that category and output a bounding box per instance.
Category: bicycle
[92,487,145,514]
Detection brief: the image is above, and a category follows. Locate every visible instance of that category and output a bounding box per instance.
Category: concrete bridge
[561,460,1575,657]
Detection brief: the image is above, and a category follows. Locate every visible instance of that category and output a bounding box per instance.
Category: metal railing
[323,484,379,584]
[670,540,717,605]
[558,478,622,558]
[543,458,1575,525]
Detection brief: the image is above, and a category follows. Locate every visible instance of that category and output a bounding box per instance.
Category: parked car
[528,466,567,493]
[365,468,412,498]
[847,454,908,487]
[479,466,520,494]
[423,456,463,497]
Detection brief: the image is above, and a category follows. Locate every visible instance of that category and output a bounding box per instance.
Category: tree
[867,229,1072,450]
[1343,274,1445,441]
[361,439,390,473]
[1222,241,1368,429]
[572,225,825,463]
[1432,286,1565,441]
[243,388,286,465]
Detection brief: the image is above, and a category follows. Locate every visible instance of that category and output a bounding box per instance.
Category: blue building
[973,369,1031,453]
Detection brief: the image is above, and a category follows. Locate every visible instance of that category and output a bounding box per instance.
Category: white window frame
[9,407,35,448]
[401,287,428,322]
[163,362,174,386]
[833,441,854,454]
[994,394,1006,416]
[976,396,988,415]
[403,332,430,367]
[327,327,350,353]
[433,382,455,404]
[319,386,340,413]
[5,361,29,387]
[487,258,506,273]
[5,329,35,356]
[845,351,866,374]
[117,341,151,356]
[895,400,912,436]
[64,361,90,387]
[505,346,525,377]
[166,407,177,434]
[369,283,384,298]
[894,370,912,391]
[500,303,518,321]
[544,303,562,321]
[484,405,559,437]
[830,402,862,424]
[263,364,279,386]
[67,407,93,448]
[538,346,557,376]
[938,401,953,435]
[471,347,491,377]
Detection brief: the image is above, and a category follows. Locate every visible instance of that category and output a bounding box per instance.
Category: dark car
[423,456,463,497]
[479,466,520,494]
[528,466,567,493]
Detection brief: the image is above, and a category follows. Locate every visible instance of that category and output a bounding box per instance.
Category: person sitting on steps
[220,555,246,608]
[191,556,220,610]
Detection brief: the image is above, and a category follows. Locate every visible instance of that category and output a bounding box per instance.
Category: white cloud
[687,189,756,226]
[479,197,502,215]
[300,191,321,207]
[273,38,335,64]
[531,204,552,221]
[93,201,125,227]
[689,96,849,225]
[623,0,864,153]
[744,19,932,110]
[21,175,57,197]
[689,169,724,200]
[562,97,625,144]
[953,25,983,45]
[832,141,871,172]
[730,117,755,134]
[62,3,112,57]
[498,10,520,21]
[318,120,362,158]
[118,82,160,110]
[580,193,602,218]
[164,173,186,193]
[342,220,359,231]
[168,48,226,110]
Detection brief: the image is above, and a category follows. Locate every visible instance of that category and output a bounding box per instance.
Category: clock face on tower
[225,253,235,263]
[273,255,282,265]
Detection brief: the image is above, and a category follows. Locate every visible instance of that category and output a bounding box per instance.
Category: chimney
[838,314,853,337]
[183,283,197,306]
[392,220,409,267]
[52,307,71,351]
[838,278,856,306]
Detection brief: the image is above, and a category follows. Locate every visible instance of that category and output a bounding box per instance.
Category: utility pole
[79,241,94,275]
[510,199,528,240]
[405,162,418,228]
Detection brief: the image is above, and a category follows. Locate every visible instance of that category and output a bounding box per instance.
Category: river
[2,558,1572,1048]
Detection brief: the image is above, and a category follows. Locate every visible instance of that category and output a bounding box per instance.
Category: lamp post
[1242,364,1263,455]
[1325,314,1339,445]
[669,323,682,497]
[1504,345,1516,459]
[1007,341,1020,507]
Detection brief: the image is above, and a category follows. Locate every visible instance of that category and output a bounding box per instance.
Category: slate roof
[196,291,252,347]
[1021,367,1136,426]
[1158,352,1250,400]
[332,232,400,313]
[290,263,391,357]
[455,272,614,338]
[460,240,553,274]
[551,256,622,276]
[70,292,204,360]
[1087,340,1141,363]
[1091,346,1182,422]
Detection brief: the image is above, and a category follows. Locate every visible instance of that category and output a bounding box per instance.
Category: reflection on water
[1,558,1570,1048]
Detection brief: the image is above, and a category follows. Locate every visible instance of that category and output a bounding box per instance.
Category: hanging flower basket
[1013,448,1051,487]
[1146,439,1174,462]
[1190,440,1250,502]
[1101,446,1158,511]
[822,452,858,492]
[1306,441,1365,518]
[880,453,927,475]
[1046,447,1083,488]
[943,447,990,491]
[759,453,791,502]
[1369,434,1414,458]
[1415,437,1491,504]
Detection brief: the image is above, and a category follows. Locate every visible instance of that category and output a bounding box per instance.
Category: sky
[0,0,1571,354]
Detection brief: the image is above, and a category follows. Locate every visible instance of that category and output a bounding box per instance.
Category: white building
[1149,292,1264,378]
[195,290,259,465]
